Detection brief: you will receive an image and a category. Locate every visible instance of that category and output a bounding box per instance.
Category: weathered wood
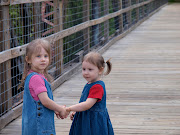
[83,0,90,53]
[0,0,155,64]
[53,0,63,76]
[2,5,12,115]
[0,104,22,130]
[91,0,100,46]
[104,0,109,44]
[10,0,52,5]
[33,2,41,38]
[0,4,3,116]
[0,0,10,5]
[59,1,64,74]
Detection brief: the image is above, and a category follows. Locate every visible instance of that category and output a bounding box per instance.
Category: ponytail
[104,58,112,75]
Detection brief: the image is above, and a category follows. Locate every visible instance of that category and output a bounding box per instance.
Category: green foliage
[63,31,84,64]
[109,18,116,36]
[63,1,84,64]
[169,0,180,2]
[9,5,23,45]
[63,1,83,29]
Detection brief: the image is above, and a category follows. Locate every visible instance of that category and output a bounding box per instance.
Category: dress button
[38,107,41,110]
[38,113,41,116]
[38,102,41,105]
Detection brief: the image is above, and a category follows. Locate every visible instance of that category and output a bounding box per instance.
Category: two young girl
[21,38,114,135]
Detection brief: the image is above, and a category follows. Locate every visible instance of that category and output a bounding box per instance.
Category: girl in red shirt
[66,51,114,135]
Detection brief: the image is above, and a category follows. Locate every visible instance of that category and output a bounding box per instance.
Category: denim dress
[22,72,56,135]
[69,80,114,135]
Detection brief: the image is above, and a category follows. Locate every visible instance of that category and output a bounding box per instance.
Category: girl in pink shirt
[19,38,69,135]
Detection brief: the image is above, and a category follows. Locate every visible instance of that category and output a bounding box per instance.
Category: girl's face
[82,61,103,84]
[26,47,49,74]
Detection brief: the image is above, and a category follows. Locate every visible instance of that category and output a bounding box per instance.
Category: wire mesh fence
[0,0,167,123]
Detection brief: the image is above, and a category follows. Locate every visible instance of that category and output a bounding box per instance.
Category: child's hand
[59,105,69,119]
[70,112,76,121]
[66,107,71,113]
[55,111,61,119]
[65,107,75,120]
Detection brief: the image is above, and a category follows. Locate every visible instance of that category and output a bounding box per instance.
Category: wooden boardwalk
[1,3,180,135]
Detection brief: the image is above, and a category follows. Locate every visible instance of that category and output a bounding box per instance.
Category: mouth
[85,77,90,80]
[40,63,46,66]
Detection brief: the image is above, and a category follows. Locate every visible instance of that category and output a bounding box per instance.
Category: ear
[99,67,104,75]
[25,56,31,64]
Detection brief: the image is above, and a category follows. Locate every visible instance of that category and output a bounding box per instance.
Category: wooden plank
[33,2,41,38]
[53,0,63,76]
[0,104,22,130]
[103,0,109,44]
[83,0,90,53]
[0,4,4,116]
[3,5,12,115]
[10,0,52,5]
[0,0,10,5]
[0,0,53,5]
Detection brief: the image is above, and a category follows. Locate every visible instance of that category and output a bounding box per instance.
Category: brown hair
[18,38,53,89]
[83,52,112,75]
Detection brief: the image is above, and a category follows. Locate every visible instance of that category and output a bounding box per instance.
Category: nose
[41,56,46,61]
[83,70,88,75]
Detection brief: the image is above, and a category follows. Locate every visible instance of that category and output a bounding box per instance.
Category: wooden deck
[1,3,180,135]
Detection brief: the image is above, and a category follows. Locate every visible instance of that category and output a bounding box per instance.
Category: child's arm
[38,92,69,118]
[66,98,98,112]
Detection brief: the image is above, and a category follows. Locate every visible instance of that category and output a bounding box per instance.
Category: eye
[36,55,40,58]
[44,55,48,58]
[89,68,93,71]
[82,68,85,71]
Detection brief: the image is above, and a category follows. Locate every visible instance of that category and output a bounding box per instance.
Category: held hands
[55,111,61,119]
[55,105,70,119]
[66,107,76,121]
[55,106,76,120]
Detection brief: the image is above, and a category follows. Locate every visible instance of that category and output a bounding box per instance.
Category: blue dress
[22,72,56,135]
[69,80,114,135]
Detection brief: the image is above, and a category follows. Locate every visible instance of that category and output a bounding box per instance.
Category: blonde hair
[83,52,112,75]
[18,38,53,89]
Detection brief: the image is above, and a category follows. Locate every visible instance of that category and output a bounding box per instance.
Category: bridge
[1,2,180,135]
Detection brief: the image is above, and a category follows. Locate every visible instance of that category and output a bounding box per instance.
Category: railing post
[128,0,132,27]
[0,4,3,116]
[119,0,123,34]
[112,0,120,35]
[104,0,109,44]
[136,0,140,22]
[33,2,41,38]
[53,0,63,77]
[92,0,100,46]
[1,4,12,115]
[83,0,90,54]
